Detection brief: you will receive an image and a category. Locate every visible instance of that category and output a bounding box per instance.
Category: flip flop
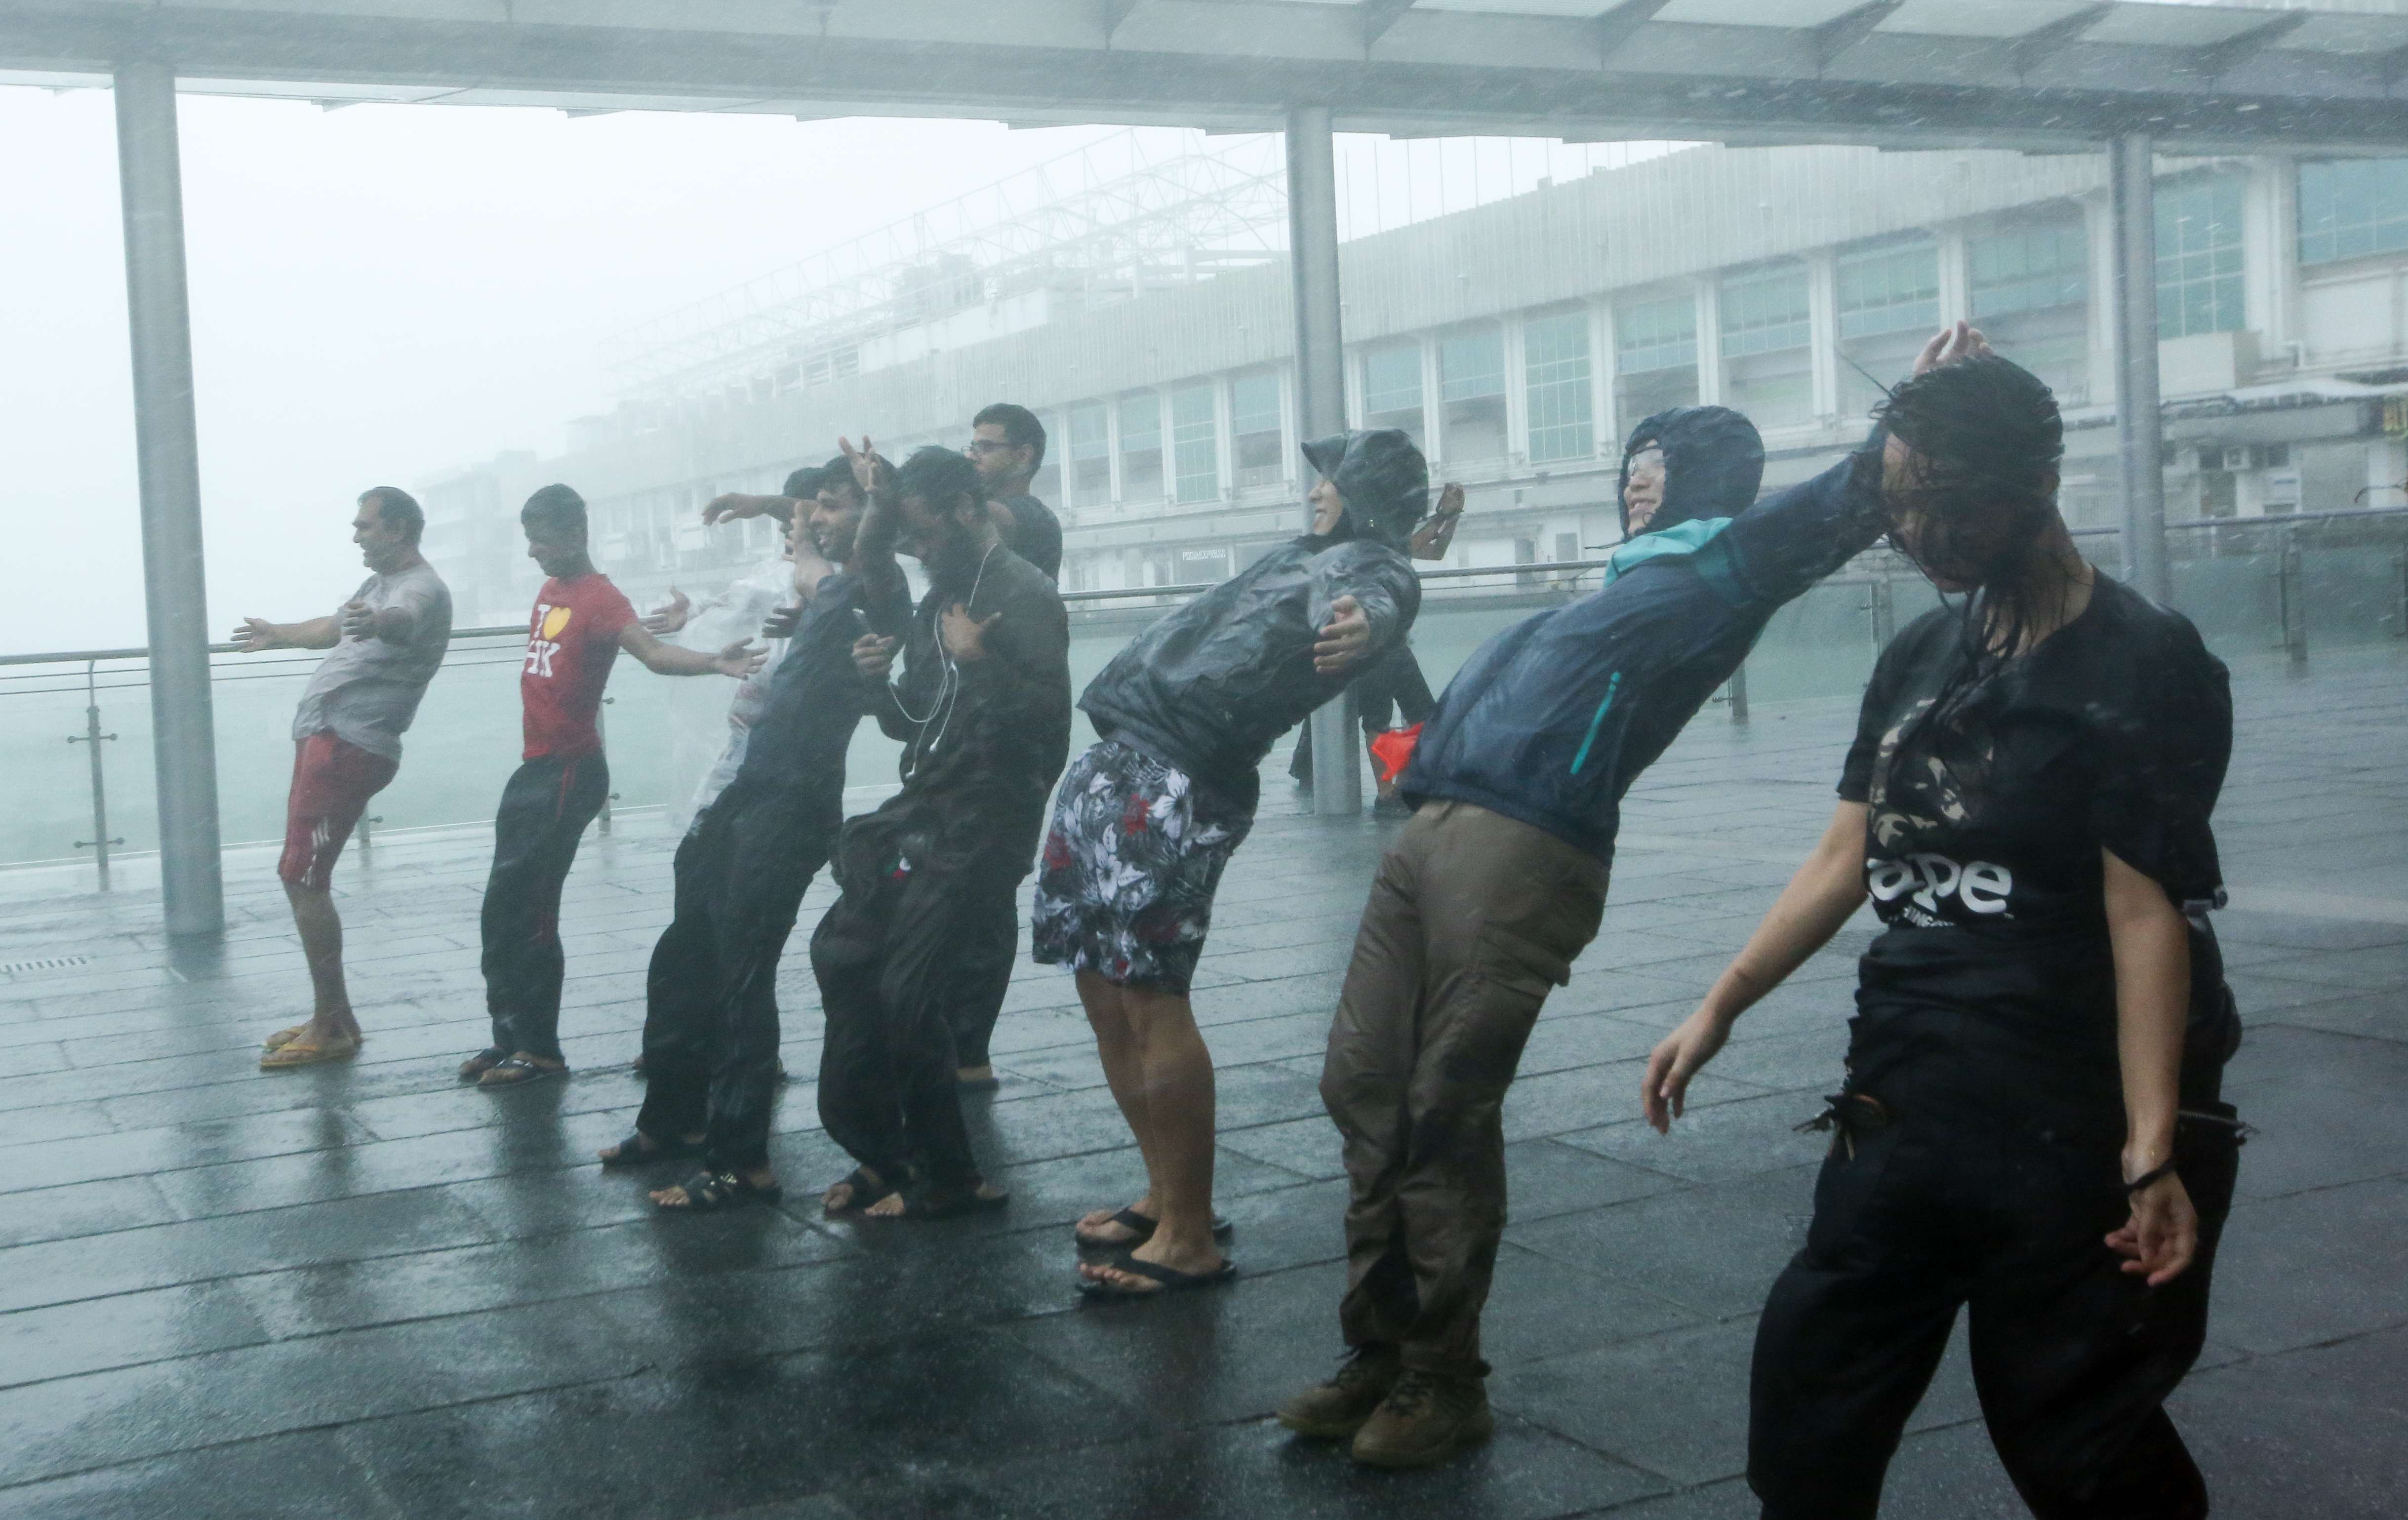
[458,1046,509,1081]
[820,1165,905,1216]
[867,1182,1009,1221]
[265,1025,364,1052]
[599,1130,704,1169]
[653,1169,784,1212]
[477,1056,567,1088]
[1078,1254,1238,1299]
[259,1035,360,1071]
[1073,1207,1236,1251]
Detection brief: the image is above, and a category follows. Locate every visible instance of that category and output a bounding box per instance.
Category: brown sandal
[260,1035,361,1071]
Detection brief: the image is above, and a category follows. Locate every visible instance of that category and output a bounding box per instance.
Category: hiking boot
[1349,1368,1495,1468]
[1276,1345,1403,1439]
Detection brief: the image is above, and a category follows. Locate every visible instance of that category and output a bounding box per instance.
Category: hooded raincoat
[1078,429,1427,802]
[1403,406,1886,861]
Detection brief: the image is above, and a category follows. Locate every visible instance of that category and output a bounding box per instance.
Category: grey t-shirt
[290,563,453,760]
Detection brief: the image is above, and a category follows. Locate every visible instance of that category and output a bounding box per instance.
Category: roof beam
[2194,11,2310,80]
[1595,0,1673,64]
[1360,0,1417,48]
[1810,0,1904,74]
[2003,4,2111,78]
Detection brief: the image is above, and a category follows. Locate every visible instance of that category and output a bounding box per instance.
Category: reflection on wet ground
[1,654,2403,1519]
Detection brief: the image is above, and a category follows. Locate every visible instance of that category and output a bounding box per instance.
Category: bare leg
[1077,970,1163,1242]
[284,881,361,1043]
[1082,985,1223,1286]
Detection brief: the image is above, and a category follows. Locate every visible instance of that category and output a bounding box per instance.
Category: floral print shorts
[1032,740,1255,995]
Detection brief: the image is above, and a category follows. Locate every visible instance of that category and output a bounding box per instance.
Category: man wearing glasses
[967,402,1062,584]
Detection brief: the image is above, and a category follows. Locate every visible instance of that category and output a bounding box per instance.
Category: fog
[0,93,1180,651]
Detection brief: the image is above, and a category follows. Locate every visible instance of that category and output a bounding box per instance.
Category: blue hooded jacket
[1403,406,1886,862]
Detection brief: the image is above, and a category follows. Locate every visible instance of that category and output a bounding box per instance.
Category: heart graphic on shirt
[540,606,573,640]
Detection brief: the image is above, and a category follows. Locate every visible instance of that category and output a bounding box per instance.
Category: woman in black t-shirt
[1642,340,2245,1520]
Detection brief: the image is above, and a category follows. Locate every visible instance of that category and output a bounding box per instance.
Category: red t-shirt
[520,574,638,760]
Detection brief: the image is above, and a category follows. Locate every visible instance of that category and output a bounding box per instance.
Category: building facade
[421,143,2408,626]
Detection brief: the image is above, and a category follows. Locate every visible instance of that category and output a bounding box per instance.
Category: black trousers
[942,889,1019,1070]
[1289,642,1437,783]
[811,843,1019,1191]
[635,788,835,1172]
[1749,1011,2244,1520]
[481,755,611,1061]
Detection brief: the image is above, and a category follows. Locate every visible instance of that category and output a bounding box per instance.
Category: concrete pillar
[1288,106,1360,816]
[114,60,225,937]
[2110,133,2172,602]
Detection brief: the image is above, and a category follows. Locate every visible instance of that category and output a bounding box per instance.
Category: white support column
[2111,133,2172,602]
[1592,300,1618,458]
[1287,105,1360,815]
[1936,227,1971,328]
[1693,277,1724,405]
[1807,250,1842,423]
[1503,315,1530,465]
[114,59,225,939]
[1418,335,1444,463]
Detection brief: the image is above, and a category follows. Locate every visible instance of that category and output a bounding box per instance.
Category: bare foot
[1078,1232,1226,1292]
[821,1166,893,1214]
[652,1166,775,1207]
[864,1180,1006,1220]
[1074,1198,1159,1247]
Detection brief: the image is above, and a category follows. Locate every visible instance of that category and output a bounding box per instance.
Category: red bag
[1368,722,1423,786]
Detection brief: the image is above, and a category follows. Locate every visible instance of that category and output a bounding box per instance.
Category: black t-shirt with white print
[1837,575,2238,1069]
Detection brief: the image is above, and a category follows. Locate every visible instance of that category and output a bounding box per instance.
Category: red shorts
[278,731,399,891]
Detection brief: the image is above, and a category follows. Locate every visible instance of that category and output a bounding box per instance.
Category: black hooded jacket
[1404,406,1886,862]
[1079,429,1427,805]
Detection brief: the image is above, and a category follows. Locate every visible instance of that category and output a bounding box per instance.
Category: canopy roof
[5,0,2408,151]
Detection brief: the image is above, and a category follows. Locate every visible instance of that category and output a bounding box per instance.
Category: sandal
[653,1169,783,1211]
[458,1046,509,1081]
[1072,1206,1236,1250]
[820,1165,905,1216]
[867,1181,1009,1222]
[477,1055,567,1088]
[265,1024,362,1052]
[259,1035,360,1071]
[599,1130,703,1169]
[1078,1254,1238,1299]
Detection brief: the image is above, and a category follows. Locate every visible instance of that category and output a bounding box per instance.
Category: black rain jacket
[1079,429,1427,802]
[1404,406,1886,862]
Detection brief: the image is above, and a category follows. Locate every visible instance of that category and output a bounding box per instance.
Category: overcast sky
[1,89,1171,652]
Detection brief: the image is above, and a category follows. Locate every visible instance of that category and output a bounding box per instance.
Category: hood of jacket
[1302,429,1429,551]
[1616,406,1764,538]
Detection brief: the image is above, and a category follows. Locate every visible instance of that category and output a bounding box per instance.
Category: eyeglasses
[964,439,1013,456]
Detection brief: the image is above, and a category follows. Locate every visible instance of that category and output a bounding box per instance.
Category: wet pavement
[1,651,2404,1520]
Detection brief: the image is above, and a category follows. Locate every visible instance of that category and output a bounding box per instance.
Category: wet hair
[521,483,588,540]
[781,465,825,500]
[1873,354,2066,705]
[894,445,984,520]
[818,455,864,502]
[358,486,423,546]
[973,402,1047,470]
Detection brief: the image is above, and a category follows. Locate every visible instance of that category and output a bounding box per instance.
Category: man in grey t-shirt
[232,487,452,1070]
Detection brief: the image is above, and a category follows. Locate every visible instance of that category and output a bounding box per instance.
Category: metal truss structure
[600,129,1290,403]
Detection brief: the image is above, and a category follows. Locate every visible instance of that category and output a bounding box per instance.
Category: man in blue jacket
[1281,324,1978,1469]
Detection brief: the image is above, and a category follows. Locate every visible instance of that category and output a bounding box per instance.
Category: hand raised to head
[1914,320,1994,377]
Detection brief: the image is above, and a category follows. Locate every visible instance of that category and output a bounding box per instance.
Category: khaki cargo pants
[1320,800,1607,1378]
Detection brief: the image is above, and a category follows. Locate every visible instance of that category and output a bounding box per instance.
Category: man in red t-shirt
[464,483,763,1088]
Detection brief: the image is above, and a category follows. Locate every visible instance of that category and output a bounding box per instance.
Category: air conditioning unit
[2220,446,2254,473]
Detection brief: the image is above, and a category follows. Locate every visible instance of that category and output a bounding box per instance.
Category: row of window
[1037,162,2405,511]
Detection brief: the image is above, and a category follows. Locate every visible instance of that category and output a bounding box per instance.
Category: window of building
[1614,291,1698,428]
[1068,402,1110,509]
[1970,221,2087,319]
[1364,343,1424,440]
[2299,158,2408,265]
[1118,393,1163,502]
[1837,237,1941,417]
[1231,371,1284,487]
[1721,263,1813,428]
[1440,327,1507,461]
[2156,174,2246,340]
[1524,309,1595,465]
[1170,383,1219,504]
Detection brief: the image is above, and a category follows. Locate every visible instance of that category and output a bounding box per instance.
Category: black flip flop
[1073,1207,1236,1251]
[599,1130,703,1169]
[477,1056,567,1088]
[820,1165,905,1217]
[1078,1254,1238,1299]
[653,1168,783,1212]
[873,1182,1009,1222]
[458,1046,509,1082]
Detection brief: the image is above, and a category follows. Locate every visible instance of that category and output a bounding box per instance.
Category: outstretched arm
[1644,801,1869,1130]
[618,623,763,679]
[1309,549,1422,676]
[230,615,340,652]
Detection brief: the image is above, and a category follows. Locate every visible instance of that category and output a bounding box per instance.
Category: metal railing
[7,504,2406,887]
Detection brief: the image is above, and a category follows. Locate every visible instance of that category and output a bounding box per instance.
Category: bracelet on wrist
[2124,1159,2179,1194]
